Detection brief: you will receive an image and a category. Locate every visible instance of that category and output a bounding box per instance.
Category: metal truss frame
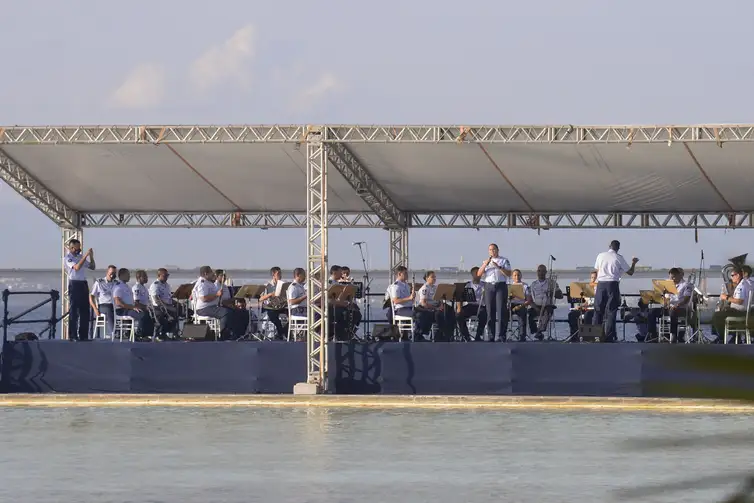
[409,212,754,229]
[60,228,83,340]
[0,148,80,228]
[80,212,384,228]
[326,141,406,227]
[388,228,409,281]
[3,124,754,144]
[304,130,329,392]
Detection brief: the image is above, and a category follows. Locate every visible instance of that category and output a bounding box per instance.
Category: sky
[1,0,753,271]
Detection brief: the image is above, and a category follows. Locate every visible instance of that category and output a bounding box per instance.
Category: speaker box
[578,324,605,342]
[180,323,212,340]
[372,323,397,340]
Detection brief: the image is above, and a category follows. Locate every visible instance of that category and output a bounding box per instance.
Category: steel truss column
[388,228,409,281]
[60,227,83,340]
[297,127,329,394]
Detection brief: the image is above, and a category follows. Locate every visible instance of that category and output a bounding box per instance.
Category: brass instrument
[536,256,559,333]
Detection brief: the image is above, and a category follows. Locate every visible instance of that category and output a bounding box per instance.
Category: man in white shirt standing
[476,243,512,342]
[592,240,638,342]
[63,239,96,341]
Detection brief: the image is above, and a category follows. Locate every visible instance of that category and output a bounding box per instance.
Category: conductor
[63,239,96,340]
[592,240,638,342]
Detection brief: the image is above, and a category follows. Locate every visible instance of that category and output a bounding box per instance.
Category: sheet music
[275,281,289,296]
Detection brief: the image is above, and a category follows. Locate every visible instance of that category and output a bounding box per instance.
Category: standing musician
[259,267,286,339]
[567,270,598,340]
[456,267,487,341]
[593,240,638,342]
[149,268,178,337]
[646,268,693,343]
[509,269,532,341]
[476,243,512,342]
[386,266,416,336]
[528,264,563,340]
[88,264,118,339]
[416,270,455,341]
[712,266,751,343]
[63,239,96,341]
[112,268,154,340]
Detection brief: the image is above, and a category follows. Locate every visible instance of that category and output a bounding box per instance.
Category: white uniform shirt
[732,280,751,312]
[263,280,277,306]
[149,280,173,306]
[480,256,511,284]
[132,283,149,305]
[192,277,218,311]
[112,282,134,308]
[668,280,693,307]
[509,281,530,305]
[215,280,232,302]
[594,250,630,282]
[387,281,412,309]
[530,279,560,306]
[64,252,90,281]
[90,278,118,305]
[286,281,307,308]
[417,283,439,308]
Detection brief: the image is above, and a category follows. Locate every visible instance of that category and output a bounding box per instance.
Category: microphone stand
[356,243,372,339]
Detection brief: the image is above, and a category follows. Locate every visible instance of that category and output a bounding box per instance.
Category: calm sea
[0,407,750,502]
[0,269,724,340]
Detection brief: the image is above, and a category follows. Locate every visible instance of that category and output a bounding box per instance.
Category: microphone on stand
[352,242,365,246]
[550,255,556,261]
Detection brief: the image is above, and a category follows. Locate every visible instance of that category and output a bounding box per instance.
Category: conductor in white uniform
[592,240,638,341]
[476,243,511,342]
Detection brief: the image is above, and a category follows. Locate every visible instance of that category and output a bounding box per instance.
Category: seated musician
[192,265,241,340]
[286,268,308,317]
[215,269,249,339]
[339,266,354,283]
[744,265,754,289]
[528,264,563,340]
[386,266,416,335]
[509,269,532,341]
[416,270,455,342]
[327,265,351,341]
[456,266,487,341]
[331,264,362,336]
[112,268,154,340]
[149,268,178,337]
[646,267,693,343]
[712,266,751,343]
[259,267,286,339]
[89,265,118,338]
[567,270,598,340]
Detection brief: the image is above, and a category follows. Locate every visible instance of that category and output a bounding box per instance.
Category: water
[0,406,750,502]
[0,269,724,340]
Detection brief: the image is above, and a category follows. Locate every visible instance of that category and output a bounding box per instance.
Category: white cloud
[110,63,166,109]
[190,24,255,92]
[289,72,341,112]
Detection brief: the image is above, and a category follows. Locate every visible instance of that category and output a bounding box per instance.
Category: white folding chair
[724,291,753,344]
[112,315,136,342]
[391,299,414,341]
[93,313,107,339]
[191,299,221,338]
[287,304,307,342]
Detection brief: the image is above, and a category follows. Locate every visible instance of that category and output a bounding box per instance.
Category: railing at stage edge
[1,290,61,344]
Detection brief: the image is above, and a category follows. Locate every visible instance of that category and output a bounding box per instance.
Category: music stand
[350,281,364,299]
[173,283,193,301]
[452,282,467,303]
[433,284,456,303]
[570,282,595,301]
[508,284,526,302]
[235,284,266,300]
[275,281,290,297]
[328,284,357,303]
[652,279,677,295]
[640,290,664,305]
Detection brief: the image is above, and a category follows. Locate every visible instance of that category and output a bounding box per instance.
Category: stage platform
[1,341,751,397]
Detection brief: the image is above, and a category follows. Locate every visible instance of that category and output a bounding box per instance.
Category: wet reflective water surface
[1,407,751,502]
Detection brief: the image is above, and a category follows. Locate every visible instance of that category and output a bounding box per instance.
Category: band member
[327,265,350,341]
[509,269,532,341]
[646,267,693,343]
[215,269,249,339]
[192,266,237,339]
[259,267,286,339]
[340,266,354,283]
[386,266,416,336]
[132,270,151,311]
[593,240,638,342]
[528,264,563,340]
[112,268,154,340]
[476,243,511,342]
[149,268,178,336]
[743,265,754,289]
[712,266,751,343]
[416,270,455,341]
[567,270,598,340]
[89,264,118,338]
[456,266,487,341]
[286,268,308,317]
[330,265,362,338]
[64,239,95,341]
